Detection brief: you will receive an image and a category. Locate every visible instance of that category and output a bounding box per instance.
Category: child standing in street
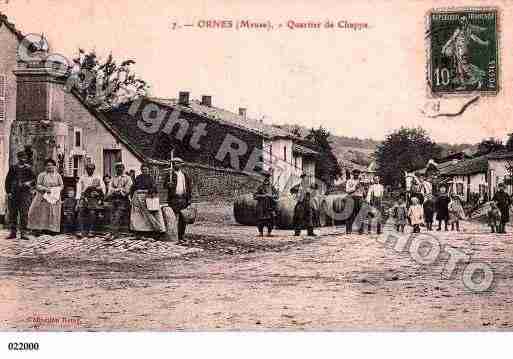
[62,187,77,234]
[423,194,435,231]
[448,194,466,232]
[408,197,424,233]
[392,197,408,233]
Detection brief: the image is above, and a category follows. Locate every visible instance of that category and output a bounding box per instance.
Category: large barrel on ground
[321,194,349,225]
[276,195,297,229]
[233,194,258,226]
[276,194,326,229]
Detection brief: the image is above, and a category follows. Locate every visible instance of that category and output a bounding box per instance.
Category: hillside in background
[274,123,477,168]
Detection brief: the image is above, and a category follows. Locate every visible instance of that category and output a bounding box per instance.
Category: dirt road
[1,219,513,331]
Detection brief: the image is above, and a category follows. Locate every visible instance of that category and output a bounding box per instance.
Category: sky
[1,0,512,144]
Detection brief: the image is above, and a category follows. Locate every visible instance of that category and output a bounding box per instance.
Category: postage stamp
[426,7,499,96]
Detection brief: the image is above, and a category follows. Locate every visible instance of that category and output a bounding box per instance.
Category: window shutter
[65,156,74,177]
[0,74,6,121]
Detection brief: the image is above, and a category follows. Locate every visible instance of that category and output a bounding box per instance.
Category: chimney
[201,95,212,107]
[178,91,190,106]
[238,107,247,120]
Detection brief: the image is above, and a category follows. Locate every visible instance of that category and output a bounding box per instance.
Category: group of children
[391,191,466,234]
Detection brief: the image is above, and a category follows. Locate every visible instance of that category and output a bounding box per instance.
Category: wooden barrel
[310,194,325,227]
[233,194,258,226]
[276,195,297,229]
[321,194,350,225]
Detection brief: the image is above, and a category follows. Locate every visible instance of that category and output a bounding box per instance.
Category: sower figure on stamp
[165,157,193,244]
[253,170,278,237]
[492,183,511,234]
[291,172,316,237]
[76,163,106,238]
[4,150,35,240]
[105,162,132,240]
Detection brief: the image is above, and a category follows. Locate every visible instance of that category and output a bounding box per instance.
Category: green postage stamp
[427,7,499,96]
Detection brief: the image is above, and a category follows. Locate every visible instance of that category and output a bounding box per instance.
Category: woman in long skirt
[130,163,166,239]
[27,158,63,235]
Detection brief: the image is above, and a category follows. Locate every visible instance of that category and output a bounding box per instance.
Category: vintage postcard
[2,1,513,352]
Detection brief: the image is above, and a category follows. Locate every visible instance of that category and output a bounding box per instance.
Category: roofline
[147,97,294,141]
[0,13,25,41]
[70,90,150,163]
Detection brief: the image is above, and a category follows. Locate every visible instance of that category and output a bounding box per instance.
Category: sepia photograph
[0,0,513,356]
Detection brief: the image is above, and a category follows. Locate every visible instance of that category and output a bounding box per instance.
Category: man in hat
[290,172,316,236]
[4,150,35,239]
[106,162,133,239]
[345,169,365,234]
[253,170,278,237]
[165,157,193,243]
[493,183,511,234]
[366,175,384,234]
[345,170,359,195]
[76,163,106,238]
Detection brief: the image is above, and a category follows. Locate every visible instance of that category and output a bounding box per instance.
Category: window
[283,146,287,162]
[456,183,464,195]
[74,128,83,148]
[0,74,6,121]
[75,131,81,147]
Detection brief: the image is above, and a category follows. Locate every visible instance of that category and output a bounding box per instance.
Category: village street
[1,202,513,331]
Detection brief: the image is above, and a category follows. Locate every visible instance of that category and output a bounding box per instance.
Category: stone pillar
[10,52,68,174]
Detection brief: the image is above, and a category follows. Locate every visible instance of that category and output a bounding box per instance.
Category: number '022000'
[8,342,40,350]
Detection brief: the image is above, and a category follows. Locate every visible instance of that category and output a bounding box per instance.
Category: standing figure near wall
[27,158,63,235]
[291,172,316,237]
[106,162,132,240]
[76,163,106,238]
[165,157,193,244]
[253,170,278,237]
[4,151,36,240]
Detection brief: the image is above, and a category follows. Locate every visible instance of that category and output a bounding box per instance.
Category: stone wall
[155,163,262,203]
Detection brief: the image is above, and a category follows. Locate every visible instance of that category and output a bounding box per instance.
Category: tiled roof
[439,156,488,176]
[0,13,25,41]
[149,97,292,140]
[293,143,318,156]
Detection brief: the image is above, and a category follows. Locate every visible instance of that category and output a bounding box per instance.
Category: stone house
[0,13,319,220]
[417,152,513,202]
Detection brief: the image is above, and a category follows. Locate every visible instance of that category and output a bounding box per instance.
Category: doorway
[103,149,122,177]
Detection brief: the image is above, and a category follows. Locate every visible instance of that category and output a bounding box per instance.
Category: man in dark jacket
[436,185,450,231]
[4,151,35,240]
[165,157,193,243]
[492,183,511,234]
[291,173,316,236]
[253,171,278,237]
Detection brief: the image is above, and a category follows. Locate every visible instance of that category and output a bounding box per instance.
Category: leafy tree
[304,126,342,188]
[375,127,442,187]
[68,49,149,110]
[476,137,505,156]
